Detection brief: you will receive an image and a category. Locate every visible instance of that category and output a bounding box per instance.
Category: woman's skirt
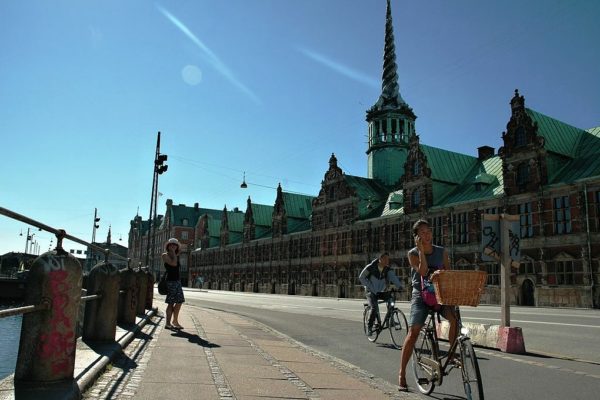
[165,280,185,304]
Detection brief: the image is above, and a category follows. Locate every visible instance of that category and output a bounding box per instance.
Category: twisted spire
[372,0,406,111]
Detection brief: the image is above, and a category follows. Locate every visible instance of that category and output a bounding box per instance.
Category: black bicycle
[412,306,484,399]
[362,289,408,349]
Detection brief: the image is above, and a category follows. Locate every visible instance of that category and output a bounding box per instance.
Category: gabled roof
[432,155,504,206]
[421,145,478,184]
[381,190,404,217]
[250,203,274,227]
[282,192,314,219]
[343,175,388,219]
[170,204,220,228]
[526,108,589,158]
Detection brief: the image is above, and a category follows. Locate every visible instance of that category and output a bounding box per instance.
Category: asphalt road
[180,289,600,400]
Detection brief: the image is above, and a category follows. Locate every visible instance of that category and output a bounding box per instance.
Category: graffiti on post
[36,266,76,376]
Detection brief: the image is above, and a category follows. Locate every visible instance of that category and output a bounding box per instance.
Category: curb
[75,307,158,396]
[0,308,157,400]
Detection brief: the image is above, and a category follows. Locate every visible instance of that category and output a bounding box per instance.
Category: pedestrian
[359,252,404,336]
[162,238,185,329]
[398,219,457,391]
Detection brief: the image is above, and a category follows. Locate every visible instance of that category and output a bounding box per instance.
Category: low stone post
[15,249,82,385]
[145,268,155,310]
[136,268,148,315]
[118,267,138,325]
[83,262,120,342]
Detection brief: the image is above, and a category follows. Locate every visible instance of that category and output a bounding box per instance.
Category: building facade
[130,0,600,308]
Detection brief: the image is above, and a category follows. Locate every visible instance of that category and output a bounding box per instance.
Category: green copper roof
[170,204,220,228]
[421,145,478,184]
[435,155,503,206]
[250,203,273,227]
[381,190,404,216]
[343,174,388,219]
[526,108,589,158]
[282,192,314,218]
[587,126,600,136]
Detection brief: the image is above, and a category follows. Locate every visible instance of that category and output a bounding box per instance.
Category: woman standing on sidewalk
[162,238,185,329]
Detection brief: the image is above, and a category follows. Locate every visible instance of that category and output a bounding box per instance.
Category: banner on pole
[481,214,521,267]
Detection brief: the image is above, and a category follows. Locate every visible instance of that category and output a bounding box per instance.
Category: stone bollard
[83,262,120,342]
[136,268,148,315]
[118,267,138,325]
[145,268,155,310]
[15,250,82,385]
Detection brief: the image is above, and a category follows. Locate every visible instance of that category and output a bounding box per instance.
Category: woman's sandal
[398,377,408,392]
[172,323,184,329]
[165,323,173,329]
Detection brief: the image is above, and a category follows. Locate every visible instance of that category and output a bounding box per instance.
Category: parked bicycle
[412,270,487,400]
[362,289,408,349]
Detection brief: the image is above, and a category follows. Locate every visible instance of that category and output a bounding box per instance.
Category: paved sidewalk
[84,303,418,400]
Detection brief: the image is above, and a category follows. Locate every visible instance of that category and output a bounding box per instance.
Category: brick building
[129,0,600,308]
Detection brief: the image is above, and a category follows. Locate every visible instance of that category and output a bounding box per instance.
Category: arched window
[413,160,421,176]
[412,190,420,208]
[515,126,527,147]
[516,163,530,188]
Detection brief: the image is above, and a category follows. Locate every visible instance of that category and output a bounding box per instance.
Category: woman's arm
[407,250,429,277]
[443,249,450,270]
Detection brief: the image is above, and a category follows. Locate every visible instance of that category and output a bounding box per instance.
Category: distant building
[86,227,128,272]
[128,1,599,308]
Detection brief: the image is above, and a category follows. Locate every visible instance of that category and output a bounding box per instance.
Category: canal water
[0,303,22,381]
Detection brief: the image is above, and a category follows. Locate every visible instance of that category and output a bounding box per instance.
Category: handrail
[0,301,50,318]
[0,206,130,263]
[81,294,103,302]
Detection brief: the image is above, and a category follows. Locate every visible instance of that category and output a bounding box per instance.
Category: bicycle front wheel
[411,328,438,395]
[363,306,379,342]
[460,339,484,400]
[388,309,408,350]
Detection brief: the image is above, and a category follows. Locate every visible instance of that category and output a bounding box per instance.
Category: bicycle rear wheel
[363,306,379,342]
[460,339,484,400]
[388,309,408,350]
[411,328,438,395]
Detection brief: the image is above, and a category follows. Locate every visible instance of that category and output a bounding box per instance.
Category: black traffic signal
[155,154,168,174]
[95,216,100,229]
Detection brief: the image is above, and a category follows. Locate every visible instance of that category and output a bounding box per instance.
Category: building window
[412,190,420,208]
[453,212,469,244]
[390,224,401,250]
[595,191,600,232]
[546,260,583,285]
[413,160,421,176]
[519,202,533,238]
[181,231,189,240]
[553,196,572,234]
[182,218,188,226]
[431,216,443,246]
[516,163,530,189]
[485,263,499,286]
[515,126,526,147]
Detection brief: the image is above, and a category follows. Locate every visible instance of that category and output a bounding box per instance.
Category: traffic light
[95,216,100,229]
[155,154,168,174]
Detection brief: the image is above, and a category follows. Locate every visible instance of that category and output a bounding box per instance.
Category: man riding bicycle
[359,252,404,335]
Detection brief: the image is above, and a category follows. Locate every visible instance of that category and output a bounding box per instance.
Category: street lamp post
[145,131,168,277]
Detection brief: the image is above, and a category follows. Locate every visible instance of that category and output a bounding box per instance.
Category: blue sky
[1,0,599,257]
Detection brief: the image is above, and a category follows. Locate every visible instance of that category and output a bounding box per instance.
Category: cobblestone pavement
[82,304,417,400]
[81,317,161,400]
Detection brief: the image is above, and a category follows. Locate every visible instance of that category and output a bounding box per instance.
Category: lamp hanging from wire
[240,171,248,189]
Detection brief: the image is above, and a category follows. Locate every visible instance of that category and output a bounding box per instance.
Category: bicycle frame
[417,307,466,386]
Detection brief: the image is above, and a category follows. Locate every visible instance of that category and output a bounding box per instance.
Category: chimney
[233,207,239,213]
[194,202,199,209]
[477,146,495,161]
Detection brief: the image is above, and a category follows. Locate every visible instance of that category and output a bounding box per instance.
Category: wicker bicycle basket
[430,270,487,307]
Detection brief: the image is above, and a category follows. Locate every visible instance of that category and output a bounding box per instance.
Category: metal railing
[0,205,156,387]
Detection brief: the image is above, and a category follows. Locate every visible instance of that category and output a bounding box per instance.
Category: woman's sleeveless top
[165,259,180,281]
[409,245,445,293]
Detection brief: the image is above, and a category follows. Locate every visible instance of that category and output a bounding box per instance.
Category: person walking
[161,238,185,329]
[398,219,457,391]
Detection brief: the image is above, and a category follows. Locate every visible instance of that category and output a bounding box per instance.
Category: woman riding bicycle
[398,219,458,392]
